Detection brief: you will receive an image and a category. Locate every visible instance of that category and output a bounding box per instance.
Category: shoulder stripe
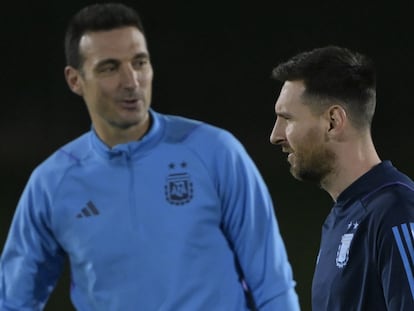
[392,223,414,301]
[401,224,414,268]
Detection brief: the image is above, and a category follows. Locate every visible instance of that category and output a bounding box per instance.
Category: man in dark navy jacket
[270,45,414,311]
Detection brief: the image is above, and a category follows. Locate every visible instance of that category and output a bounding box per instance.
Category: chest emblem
[165,162,194,205]
[335,221,359,268]
[336,233,354,268]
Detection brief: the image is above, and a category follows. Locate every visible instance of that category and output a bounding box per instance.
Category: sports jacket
[313,161,414,310]
[1,110,299,311]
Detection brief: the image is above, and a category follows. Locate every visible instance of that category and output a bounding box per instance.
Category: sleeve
[376,188,414,310]
[213,131,300,311]
[0,170,65,311]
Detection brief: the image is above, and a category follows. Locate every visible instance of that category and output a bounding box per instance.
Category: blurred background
[1,1,413,310]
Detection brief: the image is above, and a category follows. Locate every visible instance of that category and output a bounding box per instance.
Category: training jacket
[312,161,414,310]
[0,110,300,311]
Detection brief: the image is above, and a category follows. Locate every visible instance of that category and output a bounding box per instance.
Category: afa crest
[165,172,193,205]
[336,221,359,268]
[336,233,354,268]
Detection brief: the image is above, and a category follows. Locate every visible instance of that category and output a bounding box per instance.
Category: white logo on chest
[336,220,359,268]
[336,233,354,268]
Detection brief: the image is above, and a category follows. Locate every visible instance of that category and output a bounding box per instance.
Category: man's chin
[110,118,141,130]
[116,113,149,129]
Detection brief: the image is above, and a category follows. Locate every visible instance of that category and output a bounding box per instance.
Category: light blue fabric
[0,110,300,310]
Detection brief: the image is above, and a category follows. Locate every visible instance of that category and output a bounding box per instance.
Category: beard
[288,131,336,185]
[290,146,336,185]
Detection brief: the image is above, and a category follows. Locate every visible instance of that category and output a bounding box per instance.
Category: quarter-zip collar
[89,109,164,160]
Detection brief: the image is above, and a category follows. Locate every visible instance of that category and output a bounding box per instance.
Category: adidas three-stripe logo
[392,222,414,300]
[77,201,100,218]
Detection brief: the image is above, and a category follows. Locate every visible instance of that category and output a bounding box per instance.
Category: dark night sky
[1,1,413,310]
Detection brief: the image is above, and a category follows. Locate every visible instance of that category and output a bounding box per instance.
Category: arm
[375,187,414,310]
[0,170,65,311]
[214,131,300,311]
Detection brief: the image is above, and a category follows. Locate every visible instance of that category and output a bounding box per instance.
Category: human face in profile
[270,80,336,184]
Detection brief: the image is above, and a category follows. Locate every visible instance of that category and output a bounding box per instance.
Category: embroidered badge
[165,162,193,205]
[336,233,354,268]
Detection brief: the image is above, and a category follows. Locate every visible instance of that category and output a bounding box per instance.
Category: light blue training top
[0,110,300,311]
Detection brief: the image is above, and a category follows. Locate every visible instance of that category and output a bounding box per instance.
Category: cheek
[83,83,113,110]
[140,70,153,87]
[100,76,118,88]
[285,124,299,142]
[286,124,312,147]
[140,73,153,102]
[92,80,118,101]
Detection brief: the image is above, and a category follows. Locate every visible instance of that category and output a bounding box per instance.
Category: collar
[89,109,164,159]
[335,160,396,208]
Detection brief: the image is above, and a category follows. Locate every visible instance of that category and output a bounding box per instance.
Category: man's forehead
[276,81,305,106]
[79,27,148,55]
[281,80,306,96]
[79,27,149,65]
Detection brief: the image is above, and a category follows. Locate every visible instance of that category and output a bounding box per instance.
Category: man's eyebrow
[276,111,292,118]
[94,53,151,70]
[95,59,119,68]
[133,52,150,59]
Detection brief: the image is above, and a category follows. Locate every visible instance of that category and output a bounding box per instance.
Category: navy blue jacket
[312,161,414,310]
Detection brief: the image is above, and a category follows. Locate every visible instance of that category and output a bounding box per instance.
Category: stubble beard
[110,100,149,130]
[290,144,336,186]
[110,89,151,130]
[109,118,141,130]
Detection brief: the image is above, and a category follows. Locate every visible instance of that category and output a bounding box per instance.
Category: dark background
[1,1,413,310]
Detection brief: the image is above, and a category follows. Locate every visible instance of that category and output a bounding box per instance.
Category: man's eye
[100,65,116,73]
[133,59,148,68]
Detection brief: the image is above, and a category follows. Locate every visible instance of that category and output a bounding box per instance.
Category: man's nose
[120,64,139,89]
[270,118,285,145]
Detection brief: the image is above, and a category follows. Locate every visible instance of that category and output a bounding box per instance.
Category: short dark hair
[272,46,376,129]
[64,3,145,69]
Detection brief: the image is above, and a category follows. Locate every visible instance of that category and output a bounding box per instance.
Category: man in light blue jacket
[0,3,300,310]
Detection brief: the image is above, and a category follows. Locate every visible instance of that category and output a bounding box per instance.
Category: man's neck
[322,138,381,201]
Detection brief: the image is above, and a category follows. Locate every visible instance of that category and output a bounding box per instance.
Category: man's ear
[64,66,83,96]
[326,105,347,136]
